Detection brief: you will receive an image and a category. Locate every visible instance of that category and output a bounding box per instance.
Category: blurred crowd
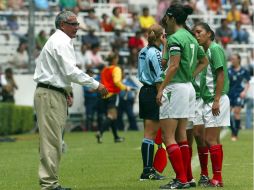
[0,0,253,130]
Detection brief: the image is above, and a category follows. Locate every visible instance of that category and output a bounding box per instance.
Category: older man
[34,11,108,190]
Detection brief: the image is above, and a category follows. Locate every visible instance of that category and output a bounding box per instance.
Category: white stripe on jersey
[206,63,215,96]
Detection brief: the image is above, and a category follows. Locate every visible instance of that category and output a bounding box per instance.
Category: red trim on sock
[166,144,187,183]
[198,146,209,176]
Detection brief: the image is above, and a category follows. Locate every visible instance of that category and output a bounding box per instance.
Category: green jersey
[167,28,206,83]
[200,42,229,103]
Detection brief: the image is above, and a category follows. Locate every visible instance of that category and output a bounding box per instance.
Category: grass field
[0,129,253,190]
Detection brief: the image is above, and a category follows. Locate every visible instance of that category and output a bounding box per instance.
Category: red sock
[198,146,209,176]
[209,145,222,182]
[166,144,187,183]
[188,146,193,181]
[178,141,192,181]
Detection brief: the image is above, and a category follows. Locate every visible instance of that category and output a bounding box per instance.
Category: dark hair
[106,52,119,63]
[112,7,120,15]
[235,53,241,63]
[165,4,193,25]
[195,22,215,41]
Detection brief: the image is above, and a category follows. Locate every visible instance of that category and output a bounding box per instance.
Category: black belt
[37,83,68,97]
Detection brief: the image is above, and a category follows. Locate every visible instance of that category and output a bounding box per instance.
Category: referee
[138,24,166,181]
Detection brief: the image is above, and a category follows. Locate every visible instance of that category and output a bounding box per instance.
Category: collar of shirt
[55,29,72,44]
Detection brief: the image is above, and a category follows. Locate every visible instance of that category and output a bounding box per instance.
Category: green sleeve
[210,47,225,70]
[197,45,206,59]
[167,35,181,56]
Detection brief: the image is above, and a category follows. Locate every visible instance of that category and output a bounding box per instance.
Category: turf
[0,129,253,190]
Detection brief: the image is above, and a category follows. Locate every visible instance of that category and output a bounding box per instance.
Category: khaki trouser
[34,87,67,190]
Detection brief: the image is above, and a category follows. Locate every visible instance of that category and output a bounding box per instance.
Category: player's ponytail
[147,24,163,46]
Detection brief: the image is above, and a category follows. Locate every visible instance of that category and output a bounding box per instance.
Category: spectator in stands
[128,31,145,51]
[228,54,250,141]
[100,13,113,32]
[77,0,93,12]
[84,9,100,31]
[85,43,104,69]
[34,0,49,11]
[117,73,138,131]
[110,7,126,31]
[232,21,249,44]
[129,12,141,33]
[240,0,253,24]
[156,0,170,22]
[75,43,90,71]
[6,15,19,31]
[207,0,221,15]
[139,7,156,30]
[127,46,139,68]
[73,6,88,31]
[226,3,241,23]
[0,0,6,10]
[83,69,101,131]
[10,42,28,70]
[36,30,48,51]
[1,68,18,103]
[110,30,127,51]
[50,28,56,36]
[7,0,24,10]
[81,29,100,48]
[215,19,232,45]
[59,0,77,10]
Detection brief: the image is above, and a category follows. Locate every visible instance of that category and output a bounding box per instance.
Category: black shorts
[139,85,159,120]
[103,94,119,110]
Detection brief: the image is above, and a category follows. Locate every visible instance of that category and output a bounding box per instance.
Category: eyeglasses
[64,21,80,27]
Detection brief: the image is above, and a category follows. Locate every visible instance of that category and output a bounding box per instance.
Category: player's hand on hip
[97,83,108,97]
[156,90,163,106]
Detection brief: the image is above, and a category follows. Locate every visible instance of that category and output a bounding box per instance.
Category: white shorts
[187,98,205,130]
[203,95,230,128]
[160,82,196,119]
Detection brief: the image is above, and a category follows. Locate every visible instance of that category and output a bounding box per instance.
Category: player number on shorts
[190,44,195,66]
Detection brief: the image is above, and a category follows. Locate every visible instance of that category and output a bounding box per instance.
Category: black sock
[111,119,119,139]
[235,119,241,136]
[141,138,154,173]
[100,117,113,136]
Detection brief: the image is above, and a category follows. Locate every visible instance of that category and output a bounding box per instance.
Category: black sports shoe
[159,179,190,189]
[114,137,125,143]
[198,175,209,186]
[188,179,196,187]
[140,168,166,181]
[53,186,71,190]
[96,134,102,144]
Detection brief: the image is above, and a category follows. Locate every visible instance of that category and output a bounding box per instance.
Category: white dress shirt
[34,29,99,93]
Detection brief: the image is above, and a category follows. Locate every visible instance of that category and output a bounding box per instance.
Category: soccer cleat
[198,175,209,186]
[205,179,223,187]
[159,179,190,189]
[188,179,196,187]
[114,137,125,143]
[140,168,166,181]
[96,134,102,144]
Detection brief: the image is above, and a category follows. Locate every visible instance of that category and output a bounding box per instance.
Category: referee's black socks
[141,138,154,173]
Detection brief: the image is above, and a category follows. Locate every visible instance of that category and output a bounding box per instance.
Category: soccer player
[194,22,230,187]
[157,4,208,189]
[96,52,130,143]
[138,24,166,181]
[228,54,250,141]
